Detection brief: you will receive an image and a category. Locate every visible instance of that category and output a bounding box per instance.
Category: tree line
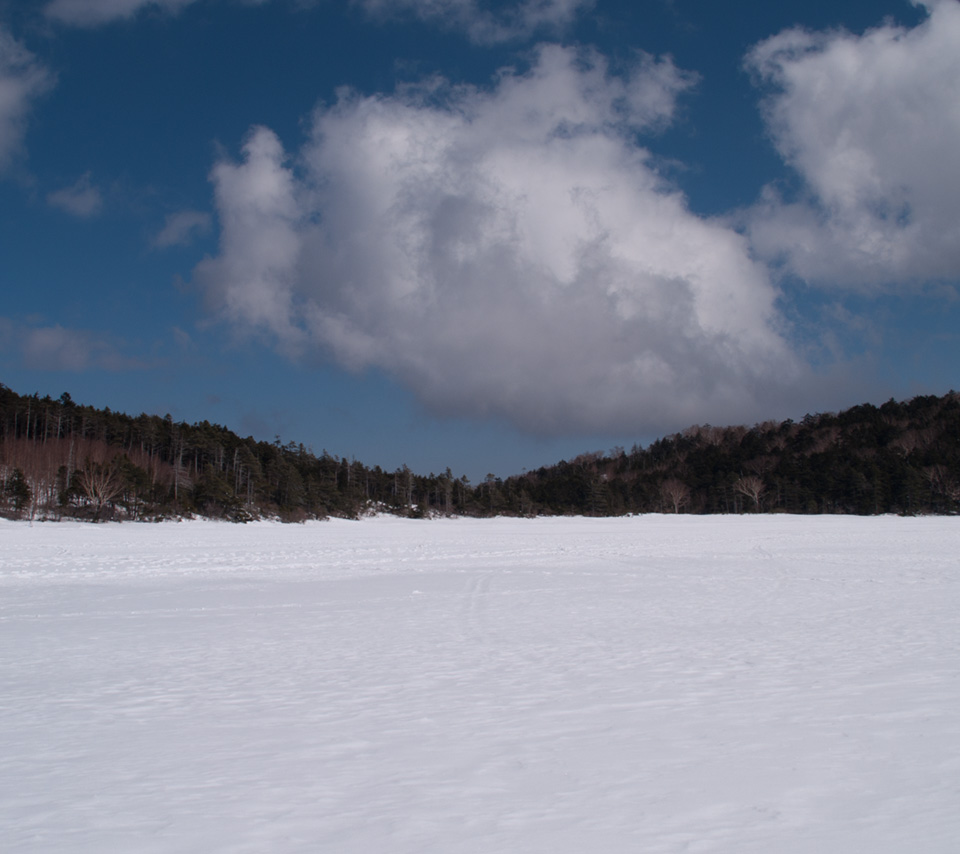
[1,382,958,521]
[508,394,960,516]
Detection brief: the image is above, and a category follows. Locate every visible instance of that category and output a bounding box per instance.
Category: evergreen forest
[1,382,958,521]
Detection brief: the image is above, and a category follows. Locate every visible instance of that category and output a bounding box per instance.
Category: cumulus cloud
[153,209,212,247]
[745,0,960,288]
[356,0,591,43]
[0,28,53,174]
[196,126,305,354]
[47,172,103,218]
[195,45,805,434]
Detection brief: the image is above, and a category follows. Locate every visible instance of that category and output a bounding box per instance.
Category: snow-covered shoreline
[2,515,959,852]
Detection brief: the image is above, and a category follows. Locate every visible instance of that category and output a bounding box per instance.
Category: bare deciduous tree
[660,478,691,513]
[925,465,960,507]
[890,430,919,456]
[746,456,776,478]
[77,459,125,521]
[734,474,766,512]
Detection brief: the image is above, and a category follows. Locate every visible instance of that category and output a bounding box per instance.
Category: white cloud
[44,0,199,26]
[0,28,53,174]
[195,126,305,354]
[745,0,960,288]
[153,209,212,247]
[47,172,104,218]
[356,0,592,43]
[196,46,805,434]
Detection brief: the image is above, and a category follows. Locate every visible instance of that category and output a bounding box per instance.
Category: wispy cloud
[44,0,200,27]
[47,172,103,218]
[45,0,588,41]
[0,28,54,174]
[153,209,212,248]
[195,46,806,435]
[1,318,148,371]
[744,0,960,289]
[356,0,592,43]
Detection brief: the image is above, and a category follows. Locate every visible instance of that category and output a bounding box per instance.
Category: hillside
[509,395,960,516]
[1,382,958,520]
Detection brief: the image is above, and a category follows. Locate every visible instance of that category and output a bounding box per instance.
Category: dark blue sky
[1,0,957,481]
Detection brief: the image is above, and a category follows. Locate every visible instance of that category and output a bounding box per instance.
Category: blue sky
[1,0,958,482]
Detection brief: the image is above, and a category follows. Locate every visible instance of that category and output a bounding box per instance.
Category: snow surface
[1,514,959,853]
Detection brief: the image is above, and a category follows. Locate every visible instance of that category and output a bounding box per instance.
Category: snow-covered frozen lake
[2,514,959,853]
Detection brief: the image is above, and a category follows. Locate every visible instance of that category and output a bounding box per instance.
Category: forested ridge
[1,382,958,521]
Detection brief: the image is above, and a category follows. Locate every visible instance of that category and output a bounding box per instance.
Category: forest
[1,382,958,521]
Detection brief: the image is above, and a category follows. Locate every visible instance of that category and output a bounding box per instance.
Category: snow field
[1,515,959,852]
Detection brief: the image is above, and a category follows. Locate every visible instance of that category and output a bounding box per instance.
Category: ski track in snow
[1,515,959,853]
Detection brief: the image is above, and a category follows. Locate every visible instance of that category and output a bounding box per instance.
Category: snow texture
[2,514,959,852]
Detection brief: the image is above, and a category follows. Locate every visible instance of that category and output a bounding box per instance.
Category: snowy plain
[1,514,959,853]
